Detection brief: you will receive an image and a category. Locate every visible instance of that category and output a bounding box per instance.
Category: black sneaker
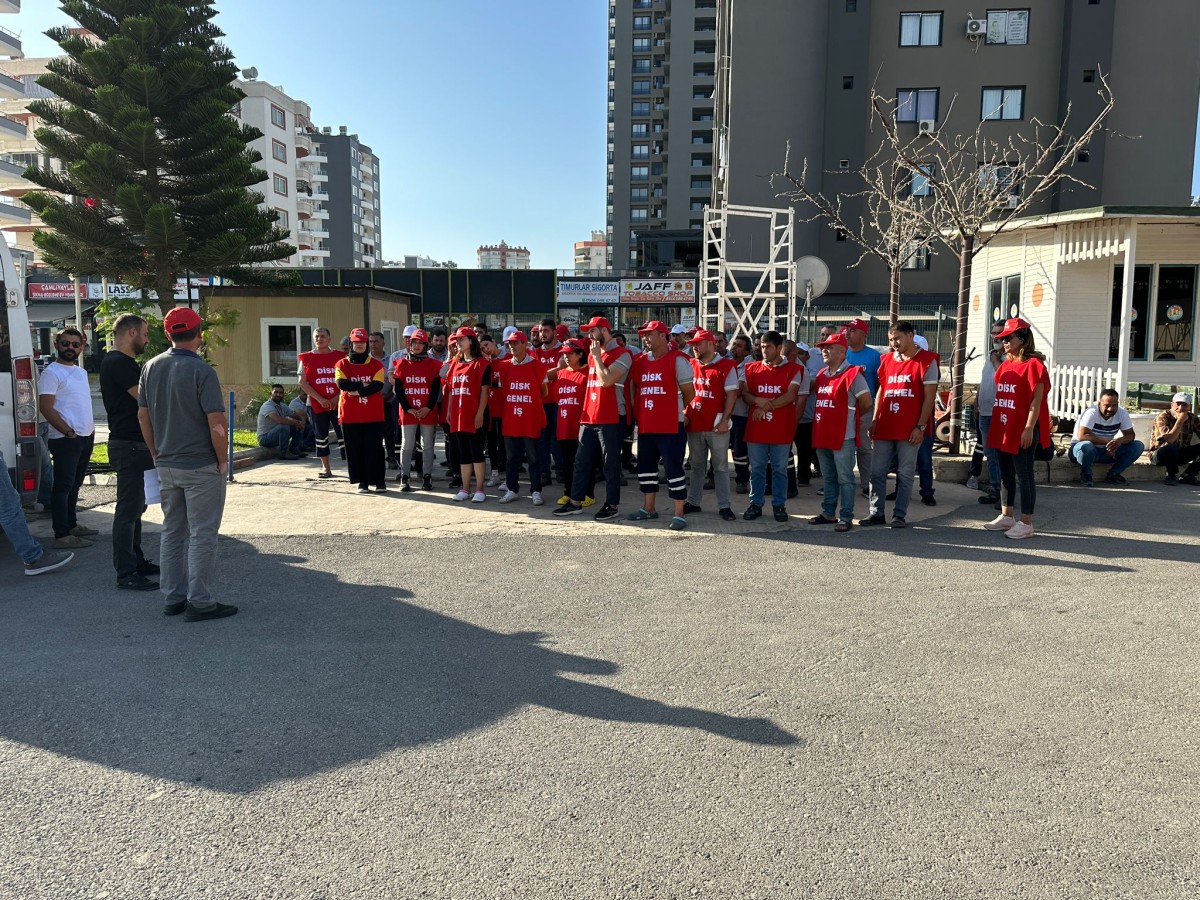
[117,573,159,591]
[1104,473,1128,485]
[861,488,870,498]
[594,504,620,521]
[422,475,433,491]
[683,502,702,514]
[718,507,736,522]
[1179,474,1199,486]
[400,477,413,492]
[921,496,937,506]
[163,600,186,616]
[24,549,73,576]
[743,504,762,521]
[857,514,886,526]
[183,602,239,622]
[735,481,749,495]
[773,506,789,522]
[886,490,897,501]
[553,502,583,516]
[787,488,799,499]
[1164,474,1178,485]
[889,516,907,528]
[137,560,160,576]
[978,492,1000,504]
[1079,475,1094,487]
[448,475,463,489]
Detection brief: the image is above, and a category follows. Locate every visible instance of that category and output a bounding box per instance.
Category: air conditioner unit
[966,19,987,37]
[918,119,937,135]
[1005,195,1021,209]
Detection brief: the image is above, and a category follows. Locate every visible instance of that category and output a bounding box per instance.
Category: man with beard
[99,314,159,590]
[38,327,97,551]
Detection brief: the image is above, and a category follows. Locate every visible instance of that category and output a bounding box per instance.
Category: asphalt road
[1,469,1197,899]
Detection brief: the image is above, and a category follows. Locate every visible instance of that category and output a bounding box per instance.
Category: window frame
[898,11,943,46]
[981,86,1026,121]
[273,174,288,196]
[984,9,1030,45]
[271,139,287,163]
[1152,264,1197,361]
[896,88,940,123]
[270,104,286,129]
[261,317,318,383]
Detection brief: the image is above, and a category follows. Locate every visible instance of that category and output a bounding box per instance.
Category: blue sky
[15,0,609,270]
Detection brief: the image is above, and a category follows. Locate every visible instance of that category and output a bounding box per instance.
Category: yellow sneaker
[582,496,596,508]
[556,495,571,506]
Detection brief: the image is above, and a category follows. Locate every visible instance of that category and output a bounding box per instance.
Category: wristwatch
[917,424,927,431]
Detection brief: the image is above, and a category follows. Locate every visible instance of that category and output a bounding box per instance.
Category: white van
[0,242,39,503]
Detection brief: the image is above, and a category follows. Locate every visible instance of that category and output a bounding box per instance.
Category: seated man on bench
[1151,392,1199,486]
[1069,388,1144,486]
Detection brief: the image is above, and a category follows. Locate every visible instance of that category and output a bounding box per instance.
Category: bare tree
[875,75,1116,449]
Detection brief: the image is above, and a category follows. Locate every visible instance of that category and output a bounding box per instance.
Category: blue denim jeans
[816,439,858,522]
[36,428,53,506]
[1,449,45,564]
[978,414,1001,491]
[917,432,935,498]
[747,442,790,509]
[1071,439,1146,479]
[258,423,300,456]
[870,438,919,520]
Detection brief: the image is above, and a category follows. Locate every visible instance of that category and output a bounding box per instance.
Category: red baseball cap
[450,326,478,340]
[687,329,717,344]
[163,307,202,335]
[816,333,849,349]
[555,324,571,340]
[561,337,591,353]
[638,320,670,335]
[845,318,870,333]
[409,329,429,344]
[504,330,529,344]
[996,317,1032,339]
[582,316,612,331]
[349,327,369,342]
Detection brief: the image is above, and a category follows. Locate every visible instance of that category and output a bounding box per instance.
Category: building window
[835,229,849,242]
[899,12,942,46]
[846,0,857,10]
[843,76,854,90]
[690,200,705,211]
[273,174,288,196]
[909,164,936,197]
[632,143,650,159]
[632,101,650,116]
[632,79,650,95]
[631,165,649,181]
[694,63,715,77]
[633,15,651,30]
[261,319,316,381]
[270,104,286,129]
[632,37,651,52]
[982,86,1025,120]
[1153,265,1196,361]
[900,243,932,271]
[690,177,712,190]
[985,10,1030,44]
[1083,69,1096,83]
[632,59,651,73]
[978,162,1021,198]
[275,208,288,229]
[271,139,287,163]
[631,208,649,223]
[693,87,714,100]
[1076,149,1090,163]
[632,123,649,136]
[1110,265,1152,361]
[896,88,939,122]
[631,186,649,201]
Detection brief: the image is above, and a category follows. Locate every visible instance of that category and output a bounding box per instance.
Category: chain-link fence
[793,301,959,358]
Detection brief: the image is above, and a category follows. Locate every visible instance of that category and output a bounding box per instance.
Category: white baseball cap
[670,324,689,334]
[1172,392,1193,405]
[402,325,417,337]
[913,334,930,351]
[502,325,518,341]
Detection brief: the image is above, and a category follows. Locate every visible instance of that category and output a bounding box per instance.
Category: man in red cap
[547,337,595,506]
[684,329,739,521]
[494,330,549,506]
[298,326,345,479]
[845,318,881,498]
[809,331,872,532]
[335,328,387,493]
[394,328,442,492]
[554,315,631,519]
[625,321,695,530]
[137,307,236,621]
[739,331,807,522]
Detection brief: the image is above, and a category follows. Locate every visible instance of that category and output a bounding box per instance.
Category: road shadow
[0,536,799,793]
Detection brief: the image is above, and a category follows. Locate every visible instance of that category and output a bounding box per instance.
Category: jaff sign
[556,279,619,306]
[620,278,697,305]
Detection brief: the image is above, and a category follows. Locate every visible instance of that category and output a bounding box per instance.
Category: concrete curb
[83,447,274,486]
[932,454,1165,484]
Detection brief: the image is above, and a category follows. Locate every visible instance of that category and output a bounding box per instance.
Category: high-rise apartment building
[312,127,381,268]
[477,241,531,270]
[574,230,607,272]
[0,16,39,260]
[607,0,717,271]
[610,1,1200,301]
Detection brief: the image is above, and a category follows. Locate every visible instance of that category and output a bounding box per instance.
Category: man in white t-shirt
[37,327,97,549]
[1070,388,1145,486]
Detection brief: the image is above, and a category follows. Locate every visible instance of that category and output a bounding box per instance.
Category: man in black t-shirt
[99,314,158,591]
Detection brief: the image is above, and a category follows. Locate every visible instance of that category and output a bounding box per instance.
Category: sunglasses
[1000,335,1016,342]
[59,341,82,349]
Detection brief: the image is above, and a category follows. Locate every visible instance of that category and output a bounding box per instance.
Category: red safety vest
[581,346,631,426]
[987,357,1052,454]
[812,364,865,450]
[495,356,547,438]
[298,350,345,403]
[743,360,802,444]
[532,344,562,372]
[631,349,685,435]
[334,357,385,424]
[444,357,491,433]
[874,349,938,440]
[554,369,587,441]
[394,356,442,426]
[687,356,736,432]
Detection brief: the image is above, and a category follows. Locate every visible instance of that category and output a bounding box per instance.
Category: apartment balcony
[299,246,329,259]
[307,148,327,164]
[294,131,312,158]
[0,197,32,225]
[360,199,374,213]
[295,178,312,196]
[296,197,314,220]
[0,1,19,15]
[0,114,24,143]
[309,168,327,183]
[0,68,23,100]
[0,155,27,195]
[310,206,329,220]
[0,24,23,59]
[362,254,376,266]
[311,188,329,202]
[299,224,329,239]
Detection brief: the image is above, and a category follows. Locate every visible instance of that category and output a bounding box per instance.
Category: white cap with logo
[1172,392,1193,405]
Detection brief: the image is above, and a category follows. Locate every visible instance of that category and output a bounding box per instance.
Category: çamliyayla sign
[619,278,697,305]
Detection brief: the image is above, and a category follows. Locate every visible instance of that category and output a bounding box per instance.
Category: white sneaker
[531,492,544,506]
[471,491,486,503]
[966,476,979,490]
[452,490,470,502]
[498,490,518,504]
[486,471,503,487]
[983,514,1015,531]
[1005,521,1035,540]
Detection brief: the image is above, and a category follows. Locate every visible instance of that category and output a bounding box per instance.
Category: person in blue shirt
[844,319,881,497]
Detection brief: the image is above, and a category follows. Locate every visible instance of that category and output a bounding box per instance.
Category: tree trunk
[948,236,975,454]
[155,273,175,319]
[889,264,900,327]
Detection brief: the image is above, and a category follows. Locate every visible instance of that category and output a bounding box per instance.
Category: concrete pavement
[1,459,1197,899]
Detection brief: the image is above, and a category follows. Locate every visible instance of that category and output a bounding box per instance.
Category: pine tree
[21,0,294,316]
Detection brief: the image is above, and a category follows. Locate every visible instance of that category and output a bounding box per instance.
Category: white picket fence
[1047,364,1119,420]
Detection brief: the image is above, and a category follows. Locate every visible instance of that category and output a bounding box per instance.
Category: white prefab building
[965,207,1200,407]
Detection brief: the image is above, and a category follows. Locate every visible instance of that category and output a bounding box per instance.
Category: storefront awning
[26,302,96,326]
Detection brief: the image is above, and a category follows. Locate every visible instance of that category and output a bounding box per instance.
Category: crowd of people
[3,309,1197,623]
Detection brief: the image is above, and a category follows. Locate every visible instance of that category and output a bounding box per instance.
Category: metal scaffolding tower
[700,203,795,338]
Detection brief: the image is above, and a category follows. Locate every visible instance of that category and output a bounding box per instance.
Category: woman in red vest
[548,338,595,507]
[334,328,387,494]
[443,327,492,502]
[985,317,1051,539]
[393,328,442,492]
[493,331,548,506]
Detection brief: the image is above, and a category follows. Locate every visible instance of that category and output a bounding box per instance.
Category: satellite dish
[794,256,830,303]
[242,67,258,80]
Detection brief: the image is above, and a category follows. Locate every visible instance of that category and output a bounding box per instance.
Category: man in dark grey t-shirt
[138,307,236,622]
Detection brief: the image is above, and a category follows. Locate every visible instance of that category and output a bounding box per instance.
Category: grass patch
[90,429,257,467]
